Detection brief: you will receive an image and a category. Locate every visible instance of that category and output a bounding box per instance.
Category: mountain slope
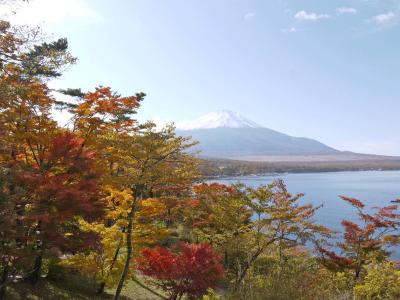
[176,111,340,159]
[177,127,339,158]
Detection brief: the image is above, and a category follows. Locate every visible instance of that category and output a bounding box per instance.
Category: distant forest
[199,158,400,178]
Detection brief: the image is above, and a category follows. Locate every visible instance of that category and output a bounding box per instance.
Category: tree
[137,243,224,300]
[68,86,143,139]
[0,16,77,297]
[0,20,76,78]
[318,196,400,281]
[17,132,104,284]
[62,195,169,294]
[188,180,329,291]
[185,182,253,285]
[107,123,198,300]
[61,87,198,296]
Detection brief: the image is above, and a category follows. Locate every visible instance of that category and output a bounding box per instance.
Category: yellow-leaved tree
[101,123,198,300]
[58,88,199,298]
[62,190,169,293]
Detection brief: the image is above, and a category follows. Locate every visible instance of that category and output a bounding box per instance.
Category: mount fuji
[177,110,261,130]
[176,110,344,160]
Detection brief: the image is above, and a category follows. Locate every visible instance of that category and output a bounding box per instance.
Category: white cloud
[244,12,255,21]
[0,0,102,26]
[337,7,358,14]
[294,11,331,21]
[370,12,396,24]
[282,27,298,33]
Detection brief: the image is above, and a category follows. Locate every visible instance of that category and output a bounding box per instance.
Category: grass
[6,277,163,300]
[7,280,110,300]
[109,279,164,300]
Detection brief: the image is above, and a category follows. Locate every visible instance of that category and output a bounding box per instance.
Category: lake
[216,170,400,232]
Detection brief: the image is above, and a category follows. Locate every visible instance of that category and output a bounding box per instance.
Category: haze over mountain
[176,111,396,162]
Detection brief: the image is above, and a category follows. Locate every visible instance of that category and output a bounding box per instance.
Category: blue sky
[2,0,400,155]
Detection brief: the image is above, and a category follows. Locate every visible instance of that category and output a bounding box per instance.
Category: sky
[1,0,400,155]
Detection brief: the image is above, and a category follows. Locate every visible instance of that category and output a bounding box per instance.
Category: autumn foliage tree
[0,20,75,78]
[17,132,104,284]
[137,243,224,300]
[62,194,169,294]
[0,17,83,296]
[188,180,330,292]
[55,84,198,298]
[104,123,198,300]
[318,196,400,281]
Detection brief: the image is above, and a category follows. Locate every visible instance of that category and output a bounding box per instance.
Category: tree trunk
[234,249,261,291]
[0,264,9,300]
[233,239,275,292]
[109,235,123,272]
[113,205,136,300]
[99,235,123,294]
[113,185,143,300]
[224,251,228,267]
[27,252,43,285]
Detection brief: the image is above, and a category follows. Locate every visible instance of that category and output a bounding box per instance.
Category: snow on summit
[177,110,261,130]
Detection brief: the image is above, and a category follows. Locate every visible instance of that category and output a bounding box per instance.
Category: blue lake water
[217,170,400,238]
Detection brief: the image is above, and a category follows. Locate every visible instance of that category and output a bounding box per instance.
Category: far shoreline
[199,158,400,179]
[203,168,400,181]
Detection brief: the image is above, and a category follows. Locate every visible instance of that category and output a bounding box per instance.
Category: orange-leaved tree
[60,88,198,297]
[318,196,400,281]
[0,19,84,290]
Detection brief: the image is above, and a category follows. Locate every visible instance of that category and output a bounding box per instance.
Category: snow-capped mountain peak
[177,110,261,130]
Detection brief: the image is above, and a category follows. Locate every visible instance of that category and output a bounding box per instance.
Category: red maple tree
[318,196,400,279]
[17,132,104,283]
[137,243,224,300]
